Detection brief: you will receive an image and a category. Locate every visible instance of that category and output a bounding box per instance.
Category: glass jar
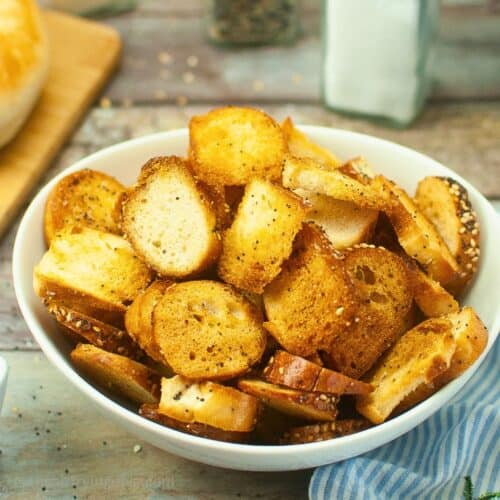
[321,0,440,127]
[205,0,300,46]
[42,0,137,16]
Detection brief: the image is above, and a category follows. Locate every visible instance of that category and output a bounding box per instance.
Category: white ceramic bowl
[0,356,7,410]
[13,127,500,471]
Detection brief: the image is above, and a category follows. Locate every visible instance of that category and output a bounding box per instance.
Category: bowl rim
[0,356,7,383]
[12,126,500,462]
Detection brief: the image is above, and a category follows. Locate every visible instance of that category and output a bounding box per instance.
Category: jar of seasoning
[205,0,300,46]
[42,0,137,16]
[321,0,440,127]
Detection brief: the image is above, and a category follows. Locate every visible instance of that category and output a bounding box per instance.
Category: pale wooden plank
[0,351,311,499]
[101,11,320,104]
[433,10,500,99]
[1,101,499,350]
[92,3,500,103]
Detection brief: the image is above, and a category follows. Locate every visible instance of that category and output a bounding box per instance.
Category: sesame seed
[319,394,328,401]
[182,72,195,84]
[335,307,344,316]
[99,97,111,109]
[158,51,172,64]
[133,444,142,453]
[186,55,199,67]
[121,97,134,108]
[154,89,168,100]
[252,80,265,91]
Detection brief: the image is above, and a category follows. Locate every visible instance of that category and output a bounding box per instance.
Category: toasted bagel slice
[282,156,390,211]
[44,169,125,245]
[415,176,480,295]
[33,227,154,327]
[372,219,459,318]
[356,317,457,424]
[263,223,357,357]
[139,404,251,443]
[435,307,488,385]
[153,281,267,380]
[121,156,221,278]
[71,344,161,405]
[394,307,488,414]
[46,302,145,361]
[189,107,285,186]
[125,280,173,363]
[404,258,459,317]
[337,156,376,180]
[238,379,338,422]
[218,178,308,293]
[281,419,371,444]
[263,351,373,395]
[281,117,340,168]
[158,376,259,433]
[294,190,378,249]
[325,246,413,379]
[202,183,233,229]
[380,177,459,285]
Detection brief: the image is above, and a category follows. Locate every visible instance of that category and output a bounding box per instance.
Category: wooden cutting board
[0,10,121,238]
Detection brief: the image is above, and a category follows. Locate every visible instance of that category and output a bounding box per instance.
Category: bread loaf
[0,0,49,148]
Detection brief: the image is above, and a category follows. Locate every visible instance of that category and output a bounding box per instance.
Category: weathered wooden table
[1,2,499,498]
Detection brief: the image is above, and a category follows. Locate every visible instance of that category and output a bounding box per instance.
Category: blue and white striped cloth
[310,339,499,500]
